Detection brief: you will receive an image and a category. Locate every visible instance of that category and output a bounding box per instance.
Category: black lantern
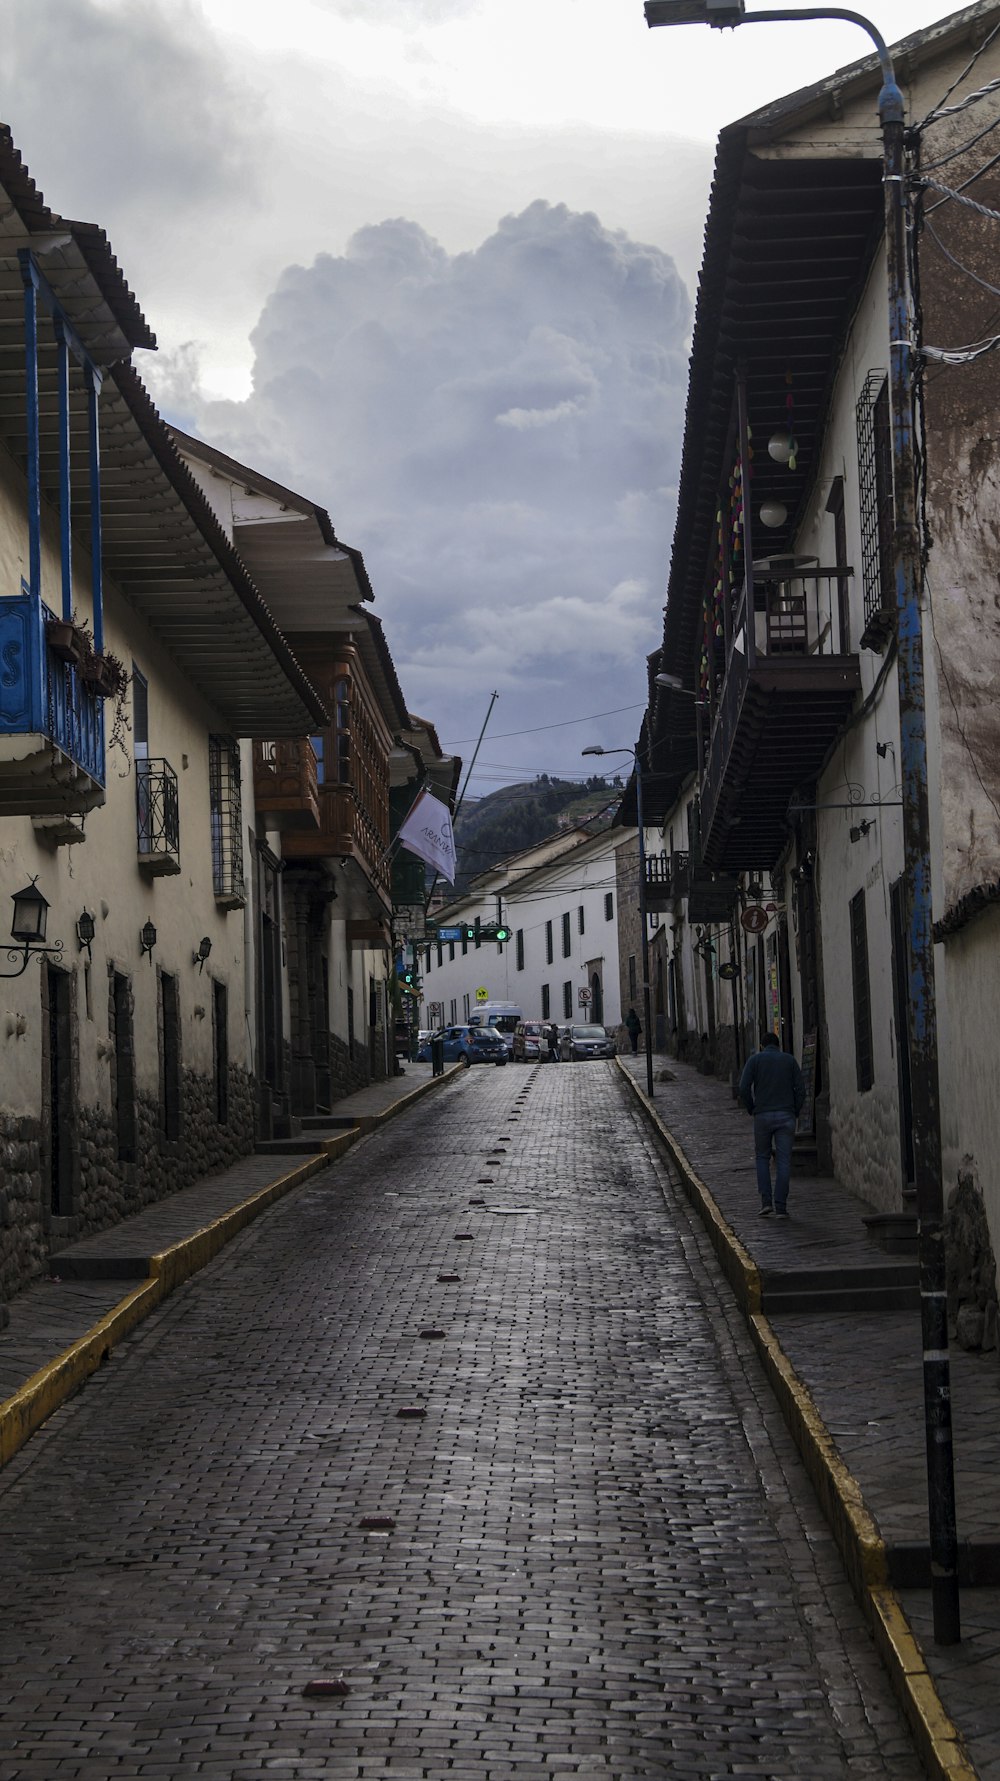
[139,920,157,964]
[11,880,49,945]
[193,936,212,972]
[1,880,63,978]
[76,909,96,957]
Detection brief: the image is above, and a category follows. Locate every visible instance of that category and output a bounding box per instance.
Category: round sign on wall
[741,905,769,935]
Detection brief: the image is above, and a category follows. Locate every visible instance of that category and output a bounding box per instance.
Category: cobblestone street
[1,1064,924,1779]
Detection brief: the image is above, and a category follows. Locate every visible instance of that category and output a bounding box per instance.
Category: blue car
[417,1025,508,1066]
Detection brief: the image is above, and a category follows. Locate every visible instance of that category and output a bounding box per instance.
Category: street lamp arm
[646,3,900,116]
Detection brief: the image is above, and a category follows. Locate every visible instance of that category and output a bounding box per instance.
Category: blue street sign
[435,926,462,941]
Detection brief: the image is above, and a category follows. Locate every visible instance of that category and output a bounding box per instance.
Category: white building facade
[417,827,628,1036]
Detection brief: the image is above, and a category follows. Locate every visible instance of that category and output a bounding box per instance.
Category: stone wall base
[0,1068,254,1306]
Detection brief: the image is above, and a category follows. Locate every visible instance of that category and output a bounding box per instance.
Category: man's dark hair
[760,1031,780,1048]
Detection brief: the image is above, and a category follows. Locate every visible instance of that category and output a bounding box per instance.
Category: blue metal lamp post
[645,0,959,1645]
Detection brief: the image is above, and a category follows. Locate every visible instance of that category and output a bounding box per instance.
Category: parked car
[511,1020,552,1062]
[560,1023,616,1061]
[416,1025,508,1066]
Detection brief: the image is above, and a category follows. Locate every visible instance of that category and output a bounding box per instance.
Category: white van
[467,1001,524,1054]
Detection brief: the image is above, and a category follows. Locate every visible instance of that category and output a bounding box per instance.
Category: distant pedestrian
[738,1031,805,1218]
[547,1021,562,1062]
[625,1008,641,1055]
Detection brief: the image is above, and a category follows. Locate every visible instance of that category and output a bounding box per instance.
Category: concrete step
[253,1138,326,1156]
[761,1259,919,1315]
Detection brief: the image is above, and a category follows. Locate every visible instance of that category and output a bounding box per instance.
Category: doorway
[44,966,74,1218]
[890,876,916,1191]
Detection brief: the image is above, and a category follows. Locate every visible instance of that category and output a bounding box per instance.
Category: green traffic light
[495,926,510,942]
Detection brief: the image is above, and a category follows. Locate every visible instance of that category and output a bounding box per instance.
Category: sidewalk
[0,1062,460,1463]
[618,1050,1000,1781]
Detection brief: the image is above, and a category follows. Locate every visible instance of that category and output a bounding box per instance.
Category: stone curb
[0,1061,461,1473]
[616,1056,977,1781]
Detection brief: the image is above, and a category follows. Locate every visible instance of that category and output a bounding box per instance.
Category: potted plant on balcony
[45,616,88,667]
[82,647,128,702]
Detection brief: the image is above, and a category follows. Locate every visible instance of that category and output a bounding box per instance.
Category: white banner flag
[397,787,457,883]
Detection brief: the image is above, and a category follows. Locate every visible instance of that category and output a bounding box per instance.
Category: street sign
[435,927,462,941]
[475,986,489,1002]
[578,987,592,1005]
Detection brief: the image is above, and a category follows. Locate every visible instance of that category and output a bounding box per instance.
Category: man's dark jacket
[739,1047,806,1117]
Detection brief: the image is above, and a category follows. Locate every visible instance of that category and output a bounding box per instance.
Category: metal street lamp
[644,0,960,1646]
[583,744,655,1097]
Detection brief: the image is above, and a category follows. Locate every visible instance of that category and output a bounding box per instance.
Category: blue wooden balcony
[0,593,105,814]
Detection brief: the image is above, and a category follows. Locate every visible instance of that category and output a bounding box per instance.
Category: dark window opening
[562,911,571,957]
[541,983,550,1019]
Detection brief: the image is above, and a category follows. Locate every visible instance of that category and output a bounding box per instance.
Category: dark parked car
[560,1023,616,1061]
[416,1025,508,1066]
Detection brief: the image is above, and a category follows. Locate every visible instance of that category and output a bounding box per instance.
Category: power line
[918,16,1000,125]
[446,703,643,745]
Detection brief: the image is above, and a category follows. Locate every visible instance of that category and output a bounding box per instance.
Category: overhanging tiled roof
[0,129,328,737]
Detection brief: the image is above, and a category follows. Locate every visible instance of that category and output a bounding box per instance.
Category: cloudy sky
[5,0,953,791]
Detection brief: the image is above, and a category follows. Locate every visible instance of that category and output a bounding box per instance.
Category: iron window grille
[136,758,180,873]
[856,370,894,642]
[562,911,571,957]
[209,735,245,908]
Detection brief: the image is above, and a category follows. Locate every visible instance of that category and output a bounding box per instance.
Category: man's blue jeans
[754,1111,797,1209]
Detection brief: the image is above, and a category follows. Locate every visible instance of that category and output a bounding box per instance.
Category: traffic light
[478,923,511,943]
[493,925,511,943]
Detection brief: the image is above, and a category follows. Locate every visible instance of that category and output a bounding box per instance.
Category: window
[826,476,850,653]
[450,999,457,1025]
[545,921,553,965]
[849,889,874,1092]
[209,736,244,906]
[463,992,470,1022]
[425,945,432,972]
[541,984,550,1019]
[562,911,571,957]
[628,954,637,1001]
[347,985,355,1061]
[449,942,455,962]
[578,905,585,935]
[132,668,149,760]
[437,942,443,968]
[462,931,468,956]
[563,980,573,1018]
[605,893,614,921]
[516,929,525,971]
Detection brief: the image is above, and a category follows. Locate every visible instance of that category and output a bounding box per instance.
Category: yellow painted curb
[0,1151,333,1472]
[615,1056,762,1313]
[616,1056,975,1781]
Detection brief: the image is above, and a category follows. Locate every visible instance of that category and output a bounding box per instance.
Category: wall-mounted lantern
[139,920,157,965]
[193,936,212,972]
[1,880,65,979]
[76,909,96,959]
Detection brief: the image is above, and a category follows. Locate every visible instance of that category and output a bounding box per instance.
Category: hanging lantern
[767,428,795,465]
[759,500,787,529]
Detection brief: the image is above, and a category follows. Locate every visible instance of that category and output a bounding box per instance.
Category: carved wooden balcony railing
[252,739,320,831]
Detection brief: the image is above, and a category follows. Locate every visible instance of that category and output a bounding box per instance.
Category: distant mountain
[452,774,620,894]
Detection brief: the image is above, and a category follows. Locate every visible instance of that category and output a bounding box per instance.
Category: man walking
[624,1007,641,1055]
[738,1031,805,1218]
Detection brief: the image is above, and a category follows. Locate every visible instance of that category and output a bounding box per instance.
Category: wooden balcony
[0,594,105,816]
[279,781,390,896]
[253,739,320,831]
[645,850,689,910]
[700,567,861,871]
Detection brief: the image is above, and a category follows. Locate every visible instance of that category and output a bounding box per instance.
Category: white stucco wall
[419,832,626,1032]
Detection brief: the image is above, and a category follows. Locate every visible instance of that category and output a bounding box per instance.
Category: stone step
[763,1280,921,1315]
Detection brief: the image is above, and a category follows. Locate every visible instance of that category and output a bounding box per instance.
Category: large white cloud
[157,201,689,778]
